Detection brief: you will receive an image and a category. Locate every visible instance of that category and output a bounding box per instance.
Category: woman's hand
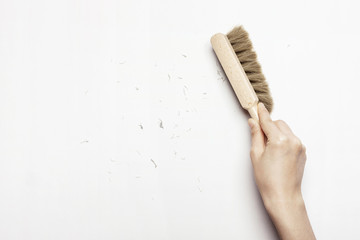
[248,102,315,240]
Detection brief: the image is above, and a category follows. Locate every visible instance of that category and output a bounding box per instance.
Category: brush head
[227,26,273,113]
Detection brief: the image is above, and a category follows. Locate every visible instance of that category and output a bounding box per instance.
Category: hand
[248,102,306,205]
[248,102,315,240]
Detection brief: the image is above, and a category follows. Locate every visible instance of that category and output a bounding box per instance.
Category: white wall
[1,0,360,239]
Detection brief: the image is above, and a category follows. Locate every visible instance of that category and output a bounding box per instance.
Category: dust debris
[138,124,143,130]
[116,80,120,83]
[135,150,142,156]
[135,87,139,91]
[177,77,183,79]
[217,69,225,81]
[203,92,207,95]
[150,159,158,168]
[197,177,202,192]
[183,85,188,96]
[84,90,89,95]
[182,54,187,58]
[80,140,89,144]
[170,134,180,139]
[159,119,164,129]
[168,74,171,80]
[185,107,198,113]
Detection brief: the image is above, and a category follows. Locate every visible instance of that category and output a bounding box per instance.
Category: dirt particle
[182,54,187,58]
[170,134,180,139]
[183,85,188,96]
[217,69,225,81]
[139,124,143,130]
[80,140,89,144]
[168,74,171,80]
[150,159,158,168]
[159,119,164,129]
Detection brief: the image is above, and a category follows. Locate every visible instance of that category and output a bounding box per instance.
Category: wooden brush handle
[211,33,259,121]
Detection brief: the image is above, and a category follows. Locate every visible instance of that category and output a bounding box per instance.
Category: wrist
[264,193,305,220]
[262,192,315,239]
[262,190,304,214]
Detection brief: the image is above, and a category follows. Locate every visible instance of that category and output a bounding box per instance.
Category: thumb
[248,118,265,159]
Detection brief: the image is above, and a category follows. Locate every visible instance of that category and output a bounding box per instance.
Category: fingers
[274,120,294,136]
[258,103,280,140]
[248,118,265,160]
[274,120,305,153]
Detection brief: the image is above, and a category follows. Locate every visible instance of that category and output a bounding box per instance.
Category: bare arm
[248,103,315,240]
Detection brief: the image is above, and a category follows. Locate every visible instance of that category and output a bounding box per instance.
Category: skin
[248,103,316,240]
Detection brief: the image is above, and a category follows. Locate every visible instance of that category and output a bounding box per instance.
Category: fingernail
[259,102,265,109]
[259,102,268,112]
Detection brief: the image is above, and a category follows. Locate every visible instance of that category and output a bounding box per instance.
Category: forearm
[263,193,315,240]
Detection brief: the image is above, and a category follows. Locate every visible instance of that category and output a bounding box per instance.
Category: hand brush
[211,26,273,120]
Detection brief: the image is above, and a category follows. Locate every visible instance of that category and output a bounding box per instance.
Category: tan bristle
[227,26,273,112]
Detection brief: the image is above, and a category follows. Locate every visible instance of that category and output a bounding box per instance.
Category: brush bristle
[227,26,273,113]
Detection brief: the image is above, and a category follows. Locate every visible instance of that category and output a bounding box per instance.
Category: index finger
[258,102,280,139]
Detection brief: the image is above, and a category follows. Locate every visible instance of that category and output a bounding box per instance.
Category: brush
[211,26,273,120]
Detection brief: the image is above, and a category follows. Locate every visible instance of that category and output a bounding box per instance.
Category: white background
[1,0,360,239]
